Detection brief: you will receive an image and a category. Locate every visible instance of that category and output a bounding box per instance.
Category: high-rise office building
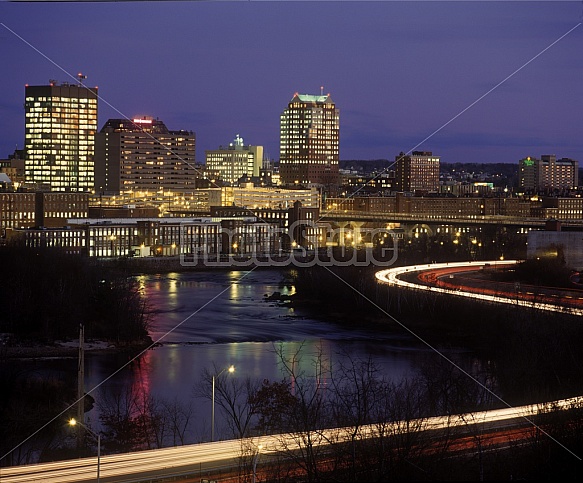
[279,92,339,186]
[394,151,440,193]
[24,80,98,192]
[94,116,197,195]
[518,156,537,192]
[519,155,578,193]
[205,134,263,186]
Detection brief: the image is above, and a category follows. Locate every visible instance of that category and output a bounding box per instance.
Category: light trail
[3,260,583,482]
[1,395,582,482]
[375,260,583,317]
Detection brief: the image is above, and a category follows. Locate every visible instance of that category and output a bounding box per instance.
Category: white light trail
[375,260,583,317]
[2,395,582,482]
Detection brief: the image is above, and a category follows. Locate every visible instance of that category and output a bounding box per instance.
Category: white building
[208,185,320,210]
[205,135,263,186]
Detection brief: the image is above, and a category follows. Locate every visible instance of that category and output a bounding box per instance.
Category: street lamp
[69,418,101,483]
[211,365,235,442]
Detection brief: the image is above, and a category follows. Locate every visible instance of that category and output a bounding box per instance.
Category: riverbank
[0,337,153,360]
[285,263,583,405]
[93,255,312,275]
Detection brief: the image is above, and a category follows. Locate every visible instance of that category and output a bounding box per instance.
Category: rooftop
[291,92,333,104]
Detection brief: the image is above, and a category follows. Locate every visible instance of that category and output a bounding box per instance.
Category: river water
[36,269,482,443]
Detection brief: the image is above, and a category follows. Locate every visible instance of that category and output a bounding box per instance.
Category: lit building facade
[279,92,339,186]
[94,117,197,195]
[518,157,537,192]
[63,217,279,258]
[88,185,321,216]
[394,151,440,193]
[24,81,98,192]
[0,192,36,233]
[519,155,578,193]
[6,214,281,259]
[205,135,263,185]
[325,194,533,219]
[36,192,89,228]
[539,197,583,220]
[208,185,320,210]
[0,191,89,236]
[211,200,321,251]
[6,226,87,255]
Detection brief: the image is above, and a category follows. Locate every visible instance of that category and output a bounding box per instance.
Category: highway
[2,260,582,482]
[375,260,583,316]
[0,439,245,483]
[1,395,583,483]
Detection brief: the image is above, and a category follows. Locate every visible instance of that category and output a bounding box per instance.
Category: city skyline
[1,1,582,166]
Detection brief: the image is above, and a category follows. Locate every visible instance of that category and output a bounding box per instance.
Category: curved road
[2,260,582,482]
[375,260,583,316]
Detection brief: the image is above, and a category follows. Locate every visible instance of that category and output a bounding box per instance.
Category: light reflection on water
[138,269,414,344]
[79,269,475,442]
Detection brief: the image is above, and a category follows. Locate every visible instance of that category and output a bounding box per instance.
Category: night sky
[1,1,581,165]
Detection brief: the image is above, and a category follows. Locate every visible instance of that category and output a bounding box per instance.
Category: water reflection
[143,269,410,345]
[75,270,480,442]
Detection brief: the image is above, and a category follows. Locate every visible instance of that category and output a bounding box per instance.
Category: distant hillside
[339,160,518,187]
[339,160,517,174]
[440,162,518,187]
[339,159,392,172]
[440,162,516,175]
[339,160,582,189]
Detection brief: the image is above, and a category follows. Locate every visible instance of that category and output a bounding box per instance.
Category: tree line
[14,343,581,481]
[0,245,151,344]
[0,245,152,467]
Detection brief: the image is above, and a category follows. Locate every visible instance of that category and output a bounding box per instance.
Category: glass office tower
[24,81,98,192]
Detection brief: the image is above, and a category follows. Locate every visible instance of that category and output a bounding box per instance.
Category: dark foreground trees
[0,245,150,344]
[201,343,583,482]
[201,344,475,481]
[0,245,152,467]
[3,339,582,480]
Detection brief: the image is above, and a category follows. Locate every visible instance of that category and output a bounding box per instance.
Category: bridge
[320,210,551,228]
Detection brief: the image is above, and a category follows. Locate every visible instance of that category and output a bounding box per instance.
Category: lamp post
[211,365,234,442]
[69,418,101,483]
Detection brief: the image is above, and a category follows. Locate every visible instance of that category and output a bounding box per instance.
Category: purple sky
[1,1,582,165]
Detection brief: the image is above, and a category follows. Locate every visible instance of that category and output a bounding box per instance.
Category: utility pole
[77,324,85,447]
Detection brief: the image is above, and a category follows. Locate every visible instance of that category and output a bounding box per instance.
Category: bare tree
[196,364,260,441]
[159,397,194,446]
[327,353,387,480]
[267,342,333,482]
[97,386,157,453]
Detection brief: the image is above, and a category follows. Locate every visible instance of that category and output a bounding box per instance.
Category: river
[78,268,485,441]
[22,268,483,444]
